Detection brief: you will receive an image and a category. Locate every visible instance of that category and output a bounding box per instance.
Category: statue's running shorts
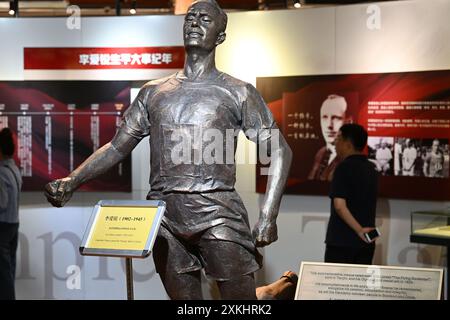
[147,190,262,281]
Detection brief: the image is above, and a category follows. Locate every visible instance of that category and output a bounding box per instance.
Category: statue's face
[184,2,224,51]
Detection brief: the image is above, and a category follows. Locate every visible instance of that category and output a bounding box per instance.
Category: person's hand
[357,227,378,244]
[252,217,278,247]
[44,177,75,207]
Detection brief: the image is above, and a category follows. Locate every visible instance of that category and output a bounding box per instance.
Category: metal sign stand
[79,200,166,301]
[126,257,134,300]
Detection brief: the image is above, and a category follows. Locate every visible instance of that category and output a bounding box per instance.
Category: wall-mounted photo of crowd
[368,137,449,178]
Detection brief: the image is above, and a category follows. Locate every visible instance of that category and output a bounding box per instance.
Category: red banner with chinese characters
[24,47,185,70]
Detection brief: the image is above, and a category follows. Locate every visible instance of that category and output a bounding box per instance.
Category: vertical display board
[0,81,132,191]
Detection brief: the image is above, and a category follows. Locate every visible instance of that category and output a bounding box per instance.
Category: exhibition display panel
[0,0,448,302]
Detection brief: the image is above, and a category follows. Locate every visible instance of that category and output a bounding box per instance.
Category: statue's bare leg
[153,226,204,299]
[217,273,257,300]
[158,270,203,300]
[198,233,259,300]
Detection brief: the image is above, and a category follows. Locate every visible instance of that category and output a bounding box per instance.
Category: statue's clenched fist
[44,177,75,207]
[252,215,278,248]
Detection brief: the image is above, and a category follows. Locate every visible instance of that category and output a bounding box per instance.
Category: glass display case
[410,210,450,299]
[411,210,450,241]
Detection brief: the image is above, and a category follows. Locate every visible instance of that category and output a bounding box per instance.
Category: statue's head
[183,0,228,51]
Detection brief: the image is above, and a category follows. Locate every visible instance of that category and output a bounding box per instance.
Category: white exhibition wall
[0,0,449,299]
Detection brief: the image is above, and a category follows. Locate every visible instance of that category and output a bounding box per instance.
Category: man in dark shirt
[325,123,379,264]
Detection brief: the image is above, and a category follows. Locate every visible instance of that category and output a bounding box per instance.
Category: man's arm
[0,176,9,211]
[423,157,429,177]
[404,151,412,171]
[375,149,381,161]
[45,130,140,207]
[333,197,375,243]
[407,149,417,171]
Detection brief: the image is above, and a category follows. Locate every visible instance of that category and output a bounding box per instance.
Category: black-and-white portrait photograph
[393,138,449,178]
[393,138,419,177]
[419,139,449,178]
[368,137,394,176]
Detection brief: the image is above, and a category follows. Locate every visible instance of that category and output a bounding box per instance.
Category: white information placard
[295,262,443,300]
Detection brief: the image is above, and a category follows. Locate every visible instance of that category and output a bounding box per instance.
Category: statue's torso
[145,72,247,193]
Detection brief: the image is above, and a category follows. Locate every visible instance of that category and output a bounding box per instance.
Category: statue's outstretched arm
[44,129,141,207]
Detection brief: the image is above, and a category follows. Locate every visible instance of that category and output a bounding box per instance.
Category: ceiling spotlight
[129,0,136,15]
[294,0,301,9]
